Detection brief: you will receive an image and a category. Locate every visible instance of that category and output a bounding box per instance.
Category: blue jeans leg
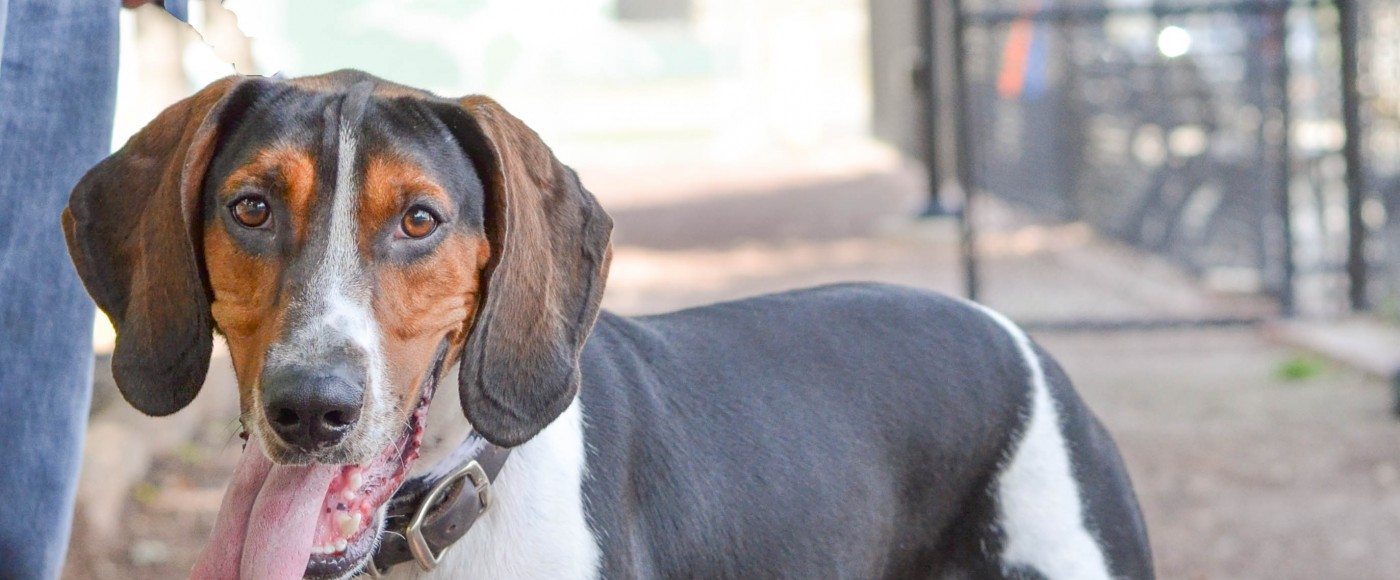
[0,0,118,578]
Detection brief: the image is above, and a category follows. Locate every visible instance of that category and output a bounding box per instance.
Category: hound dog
[63,70,1153,579]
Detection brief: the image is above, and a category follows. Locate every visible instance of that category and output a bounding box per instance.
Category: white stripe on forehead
[315,92,383,360]
[268,92,381,359]
[312,119,365,295]
[299,118,374,351]
[265,89,392,453]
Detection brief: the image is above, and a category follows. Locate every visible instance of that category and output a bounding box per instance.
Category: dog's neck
[391,370,601,579]
[408,367,477,480]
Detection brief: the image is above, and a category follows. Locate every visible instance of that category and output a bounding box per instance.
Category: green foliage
[1276,355,1325,381]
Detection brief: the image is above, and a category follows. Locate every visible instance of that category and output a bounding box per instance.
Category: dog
[63,70,1153,579]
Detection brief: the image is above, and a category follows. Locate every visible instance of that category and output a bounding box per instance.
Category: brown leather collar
[369,431,510,575]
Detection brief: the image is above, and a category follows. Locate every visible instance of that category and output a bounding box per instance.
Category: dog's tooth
[352,513,363,533]
[337,512,356,536]
[343,489,357,502]
[349,471,363,490]
[336,539,348,552]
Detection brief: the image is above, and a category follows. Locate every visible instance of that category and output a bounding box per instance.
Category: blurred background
[68,1,1400,578]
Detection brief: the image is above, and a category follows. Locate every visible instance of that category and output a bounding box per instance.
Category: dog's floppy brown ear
[436,96,612,447]
[62,75,254,416]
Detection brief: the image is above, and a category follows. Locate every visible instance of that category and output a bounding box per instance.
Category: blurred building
[116,0,875,170]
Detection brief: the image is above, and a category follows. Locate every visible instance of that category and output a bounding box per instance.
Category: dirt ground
[61,160,1400,579]
[1044,329,1400,579]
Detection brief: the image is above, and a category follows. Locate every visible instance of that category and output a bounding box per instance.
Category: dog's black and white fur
[410,284,1152,579]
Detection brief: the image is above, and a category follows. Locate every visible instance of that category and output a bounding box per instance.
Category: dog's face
[201,81,490,466]
[62,71,612,578]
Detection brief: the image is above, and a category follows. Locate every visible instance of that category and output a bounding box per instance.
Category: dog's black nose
[261,365,364,451]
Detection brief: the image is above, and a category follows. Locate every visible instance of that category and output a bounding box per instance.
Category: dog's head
[63,71,611,577]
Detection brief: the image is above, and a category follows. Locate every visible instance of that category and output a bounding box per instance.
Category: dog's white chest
[385,400,600,580]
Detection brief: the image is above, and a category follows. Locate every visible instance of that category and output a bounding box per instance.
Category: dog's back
[578,283,1152,578]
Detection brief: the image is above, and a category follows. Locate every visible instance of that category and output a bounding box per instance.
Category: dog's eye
[400,206,438,239]
[230,196,270,228]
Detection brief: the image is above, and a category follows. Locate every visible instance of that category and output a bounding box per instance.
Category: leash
[366,431,510,575]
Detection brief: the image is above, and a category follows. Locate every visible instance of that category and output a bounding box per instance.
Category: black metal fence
[1353,0,1400,317]
[927,0,1394,323]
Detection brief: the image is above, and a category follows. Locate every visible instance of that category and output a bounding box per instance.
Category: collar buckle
[404,459,493,571]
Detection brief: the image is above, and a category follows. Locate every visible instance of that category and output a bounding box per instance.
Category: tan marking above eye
[219,147,317,243]
[360,155,452,251]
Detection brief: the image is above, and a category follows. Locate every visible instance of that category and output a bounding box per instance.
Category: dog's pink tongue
[190,443,339,580]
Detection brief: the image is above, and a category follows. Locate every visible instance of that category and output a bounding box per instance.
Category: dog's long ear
[433,96,612,447]
[62,75,256,416]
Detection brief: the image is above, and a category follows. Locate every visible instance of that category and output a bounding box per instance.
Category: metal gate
[922,0,1372,327]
